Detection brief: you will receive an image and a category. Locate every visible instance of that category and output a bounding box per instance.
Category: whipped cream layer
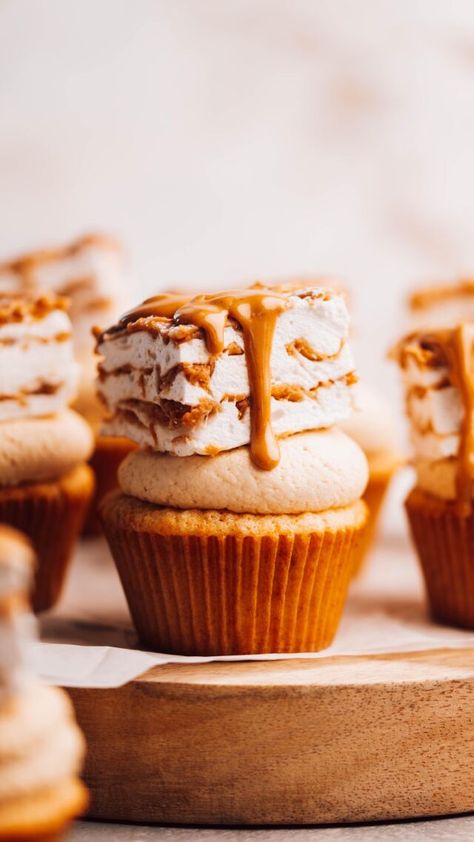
[97,288,357,457]
[0,527,85,805]
[0,234,126,360]
[0,296,79,423]
[0,527,35,698]
[0,685,85,810]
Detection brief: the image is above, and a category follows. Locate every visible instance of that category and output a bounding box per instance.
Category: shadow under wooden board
[67,645,474,826]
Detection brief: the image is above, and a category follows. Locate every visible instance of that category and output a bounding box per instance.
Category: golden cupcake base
[406,486,474,629]
[0,464,94,612]
[83,436,137,536]
[101,492,367,655]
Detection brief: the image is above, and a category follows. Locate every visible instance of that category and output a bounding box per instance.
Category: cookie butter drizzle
[443,324,474,517]
[118,290,289,470]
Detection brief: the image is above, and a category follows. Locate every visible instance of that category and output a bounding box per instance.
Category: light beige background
[2,0,474,393]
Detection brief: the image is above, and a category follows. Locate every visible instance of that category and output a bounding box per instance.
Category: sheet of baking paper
[32,525,474,689]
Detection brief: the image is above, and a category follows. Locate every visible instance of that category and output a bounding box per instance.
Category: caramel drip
[119,294,192,325]
[119,289,289,469]
[443,325,474,517]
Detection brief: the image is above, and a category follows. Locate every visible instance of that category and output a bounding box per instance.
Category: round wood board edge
[67,645,474,825]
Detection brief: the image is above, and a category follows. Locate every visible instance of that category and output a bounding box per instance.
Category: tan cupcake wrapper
[83,436,137,536]
[102,493,368,656]
[0,464,94,612]
[406,486,474,629]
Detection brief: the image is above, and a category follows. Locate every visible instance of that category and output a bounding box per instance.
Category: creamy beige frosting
[0,685,85,807]
[0,409,94,487]
[0,526,85,808]
[416,458,458,500]
[339,384,400,459]
[0,527,33,599]
[119,428,369,514]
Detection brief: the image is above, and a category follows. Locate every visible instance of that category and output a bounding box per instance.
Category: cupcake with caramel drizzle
[0,293,94,611]
[393,323,474,628]
[98,283,368,655]
[0,526,88,841]
[0,234,134,534]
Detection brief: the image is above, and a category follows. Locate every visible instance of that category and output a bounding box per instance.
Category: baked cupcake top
[0,526,85,806]
[0,293,80,423]
[0,233,125,361]
[392,325,474,513]
[96,284,358,470]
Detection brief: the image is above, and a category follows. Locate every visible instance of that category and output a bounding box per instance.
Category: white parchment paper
[34,527,474,689]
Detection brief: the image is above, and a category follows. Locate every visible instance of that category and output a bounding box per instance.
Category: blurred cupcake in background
[270,276,401,571]
[0,293,94,611]
[0,234,136,533]
[408,279,474,330]
[0,526,88,840]
[392,324,474,629]
[340,383,401,572]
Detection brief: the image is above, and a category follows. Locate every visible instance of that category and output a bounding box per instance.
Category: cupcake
[267,277,400,570]
[340,384,401,571]
[0,526,87,841]
[0,234,135,533]
[98,285,368,655]
[0,293,94,611]
[408,278,474,329]
[392,324,474,628]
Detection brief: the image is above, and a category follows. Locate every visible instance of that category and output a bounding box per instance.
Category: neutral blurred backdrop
[2,0,474,396]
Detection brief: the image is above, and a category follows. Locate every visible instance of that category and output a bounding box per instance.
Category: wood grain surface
[67,646,474,826]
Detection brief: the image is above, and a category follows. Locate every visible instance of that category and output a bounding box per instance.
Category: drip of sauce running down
[443,324,474,517]
[118,289,289,470]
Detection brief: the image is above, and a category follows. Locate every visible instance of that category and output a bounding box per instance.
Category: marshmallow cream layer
[395,334,462,464]
[394,331,469,502]
[0,300,79,423]
[0,234,126,360]
[97,288,357,457]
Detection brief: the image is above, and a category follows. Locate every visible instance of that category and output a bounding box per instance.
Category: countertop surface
[71,816,474,841]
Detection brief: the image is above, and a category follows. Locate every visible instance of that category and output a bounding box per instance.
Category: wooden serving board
[67,645,474,825]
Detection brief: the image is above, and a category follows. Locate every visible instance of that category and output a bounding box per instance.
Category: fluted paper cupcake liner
[0,464,94,612]
[83,436,136,535]
[101,493,367,655]
[406,487,474,629]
